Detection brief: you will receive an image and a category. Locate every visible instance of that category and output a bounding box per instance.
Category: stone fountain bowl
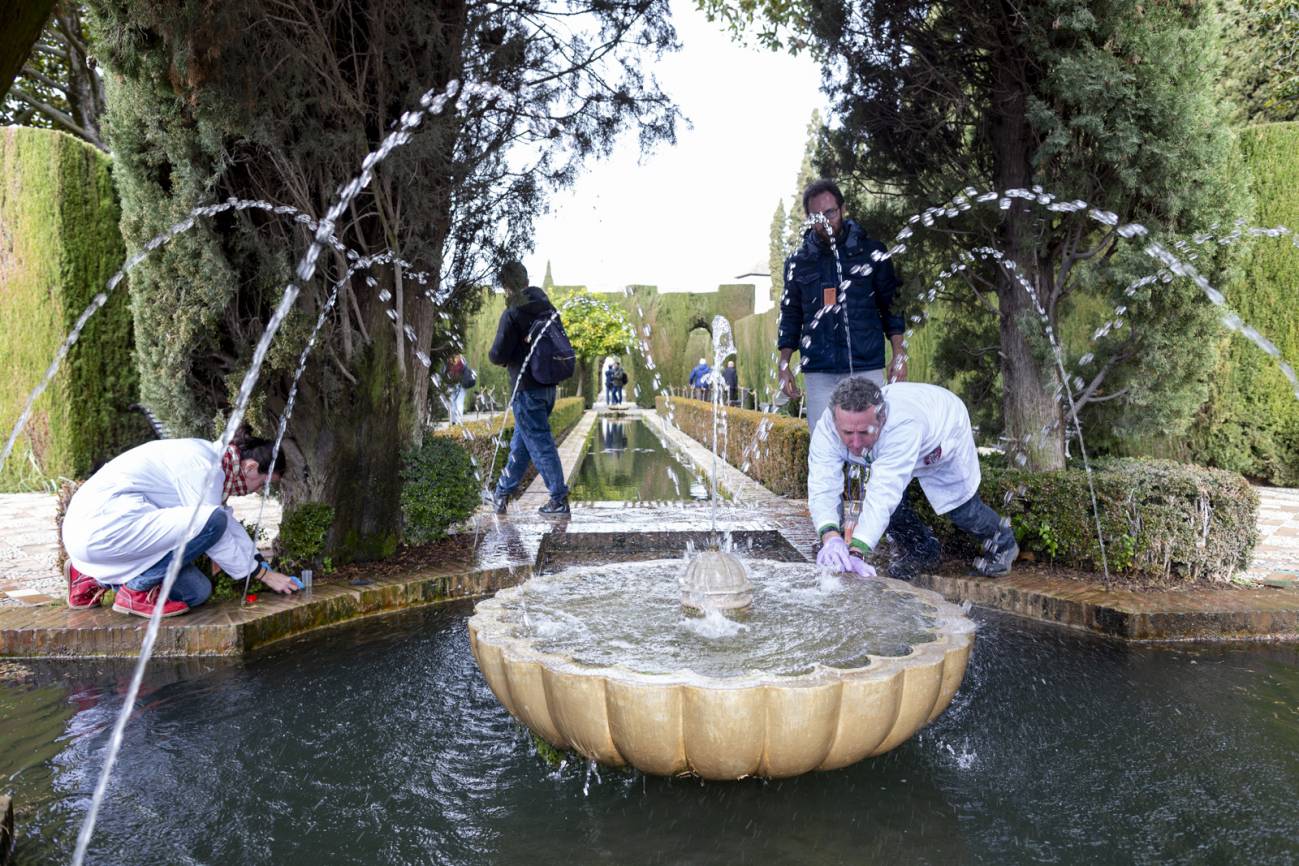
[468,575,975,780]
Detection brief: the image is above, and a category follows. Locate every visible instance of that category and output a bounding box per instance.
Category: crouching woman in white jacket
[62,430,301,618]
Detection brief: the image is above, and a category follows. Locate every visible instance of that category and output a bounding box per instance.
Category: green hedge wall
[1189,121,1299,483]
[656,395,809,497]
[434,395,584,490]
[0,126,142,490]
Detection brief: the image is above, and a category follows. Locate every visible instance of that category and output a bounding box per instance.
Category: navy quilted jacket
[777,218,904,374]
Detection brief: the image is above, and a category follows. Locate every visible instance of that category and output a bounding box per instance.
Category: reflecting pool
[569,418,715,502]
[3,604,1297,865]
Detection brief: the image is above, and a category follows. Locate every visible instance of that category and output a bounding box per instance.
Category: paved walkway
[2,430,1297,604]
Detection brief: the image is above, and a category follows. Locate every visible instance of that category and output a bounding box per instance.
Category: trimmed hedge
[0,126,143,490]
[1189,121,1299,484]
[912,458,1257,583]
[276,501,335,572]
[400,436,480,544]
[656,395,809,497]
[434,395,584,490]
[657,395,1256,582]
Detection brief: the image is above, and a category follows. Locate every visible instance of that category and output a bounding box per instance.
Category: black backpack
[525,312,576,385]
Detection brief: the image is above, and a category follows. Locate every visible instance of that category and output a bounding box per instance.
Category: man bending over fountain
[62,429,301,618]
[811,377,1019,579]
[488,261,570,515]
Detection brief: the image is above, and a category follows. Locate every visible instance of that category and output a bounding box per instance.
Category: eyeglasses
[814,206,841,221]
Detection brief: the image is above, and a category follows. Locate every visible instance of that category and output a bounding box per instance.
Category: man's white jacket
[808,382,981,554]
[63,438,259,584]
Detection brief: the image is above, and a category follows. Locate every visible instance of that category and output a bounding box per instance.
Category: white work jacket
[62,438,259,584]
[808,382,981,553]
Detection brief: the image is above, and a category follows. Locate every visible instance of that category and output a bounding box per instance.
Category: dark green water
[569,418,716,502]
[3,605,1297,865]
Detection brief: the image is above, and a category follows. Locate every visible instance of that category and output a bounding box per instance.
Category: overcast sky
[524,0,825,301]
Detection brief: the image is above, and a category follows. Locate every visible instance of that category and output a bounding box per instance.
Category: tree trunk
[988,12,1065,470]
[322,319,406,563]
[0,0,54,104]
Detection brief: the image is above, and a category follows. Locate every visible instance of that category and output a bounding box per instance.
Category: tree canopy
[89,0,679,559]
[702,0,1250,469]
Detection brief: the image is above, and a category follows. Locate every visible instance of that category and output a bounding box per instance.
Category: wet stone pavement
[0,409,1297,654]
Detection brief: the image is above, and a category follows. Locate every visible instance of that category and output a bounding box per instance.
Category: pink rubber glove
[845,556,877,578]
[816,536,855,571]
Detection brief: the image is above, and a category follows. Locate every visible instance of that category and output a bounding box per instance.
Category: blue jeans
[496,386,568,500]
[125,508,225,607]
[946,493,1015,552]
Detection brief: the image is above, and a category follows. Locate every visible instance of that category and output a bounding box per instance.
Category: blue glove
[289,575,304,590]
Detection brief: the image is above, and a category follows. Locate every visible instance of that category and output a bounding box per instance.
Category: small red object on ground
[245,594,258,603]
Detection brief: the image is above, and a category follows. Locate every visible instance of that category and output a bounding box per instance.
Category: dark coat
[488,285,557,391]
[777,218,904,374]
[721,366,738,389]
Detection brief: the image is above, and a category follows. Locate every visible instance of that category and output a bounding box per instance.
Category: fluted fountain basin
[468,559,975,780]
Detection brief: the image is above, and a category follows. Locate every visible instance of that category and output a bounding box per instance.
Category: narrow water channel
[568,417,717,502]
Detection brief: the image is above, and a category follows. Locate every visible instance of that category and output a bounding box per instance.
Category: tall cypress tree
[702,0,1250,468]
[89,0,678,559]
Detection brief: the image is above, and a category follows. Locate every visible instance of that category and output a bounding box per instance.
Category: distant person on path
[606,359,628,406]
[446,354,475,424]
[777,178,908,434]
[488,261,570,515]
[62,430,300,618]
[809,378,1018,580]
[689,357,712,400]
[721,359,739,405]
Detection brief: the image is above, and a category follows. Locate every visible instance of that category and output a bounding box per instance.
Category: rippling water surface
[498,560,941,676]
[3,603,1298,865]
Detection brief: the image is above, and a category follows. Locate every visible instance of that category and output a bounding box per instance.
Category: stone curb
[912,573,1299,642]
[0,563,531,659]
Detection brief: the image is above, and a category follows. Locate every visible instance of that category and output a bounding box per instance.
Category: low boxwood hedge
[925,458,1258,583]
[657,397,1257,582]
[656,396,809,497]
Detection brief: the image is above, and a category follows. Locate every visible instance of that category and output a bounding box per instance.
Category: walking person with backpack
[488,261,575,515]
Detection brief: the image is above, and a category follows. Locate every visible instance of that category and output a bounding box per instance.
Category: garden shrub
[0,127,143,490]
[435,396,584,490]
[913,458,1257,584]
[276,501,335,572]
[400,435,481,544]
[656,396,809,497]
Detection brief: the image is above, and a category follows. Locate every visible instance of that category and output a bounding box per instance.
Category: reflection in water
[570,418,714,502]
[4,607,1299,864]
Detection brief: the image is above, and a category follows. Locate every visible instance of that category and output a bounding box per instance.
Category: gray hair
[830,376,885,415]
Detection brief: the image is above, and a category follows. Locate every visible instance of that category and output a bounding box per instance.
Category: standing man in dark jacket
[721,360,739,405]
[488,261,569,515]
[777,179,908,434]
